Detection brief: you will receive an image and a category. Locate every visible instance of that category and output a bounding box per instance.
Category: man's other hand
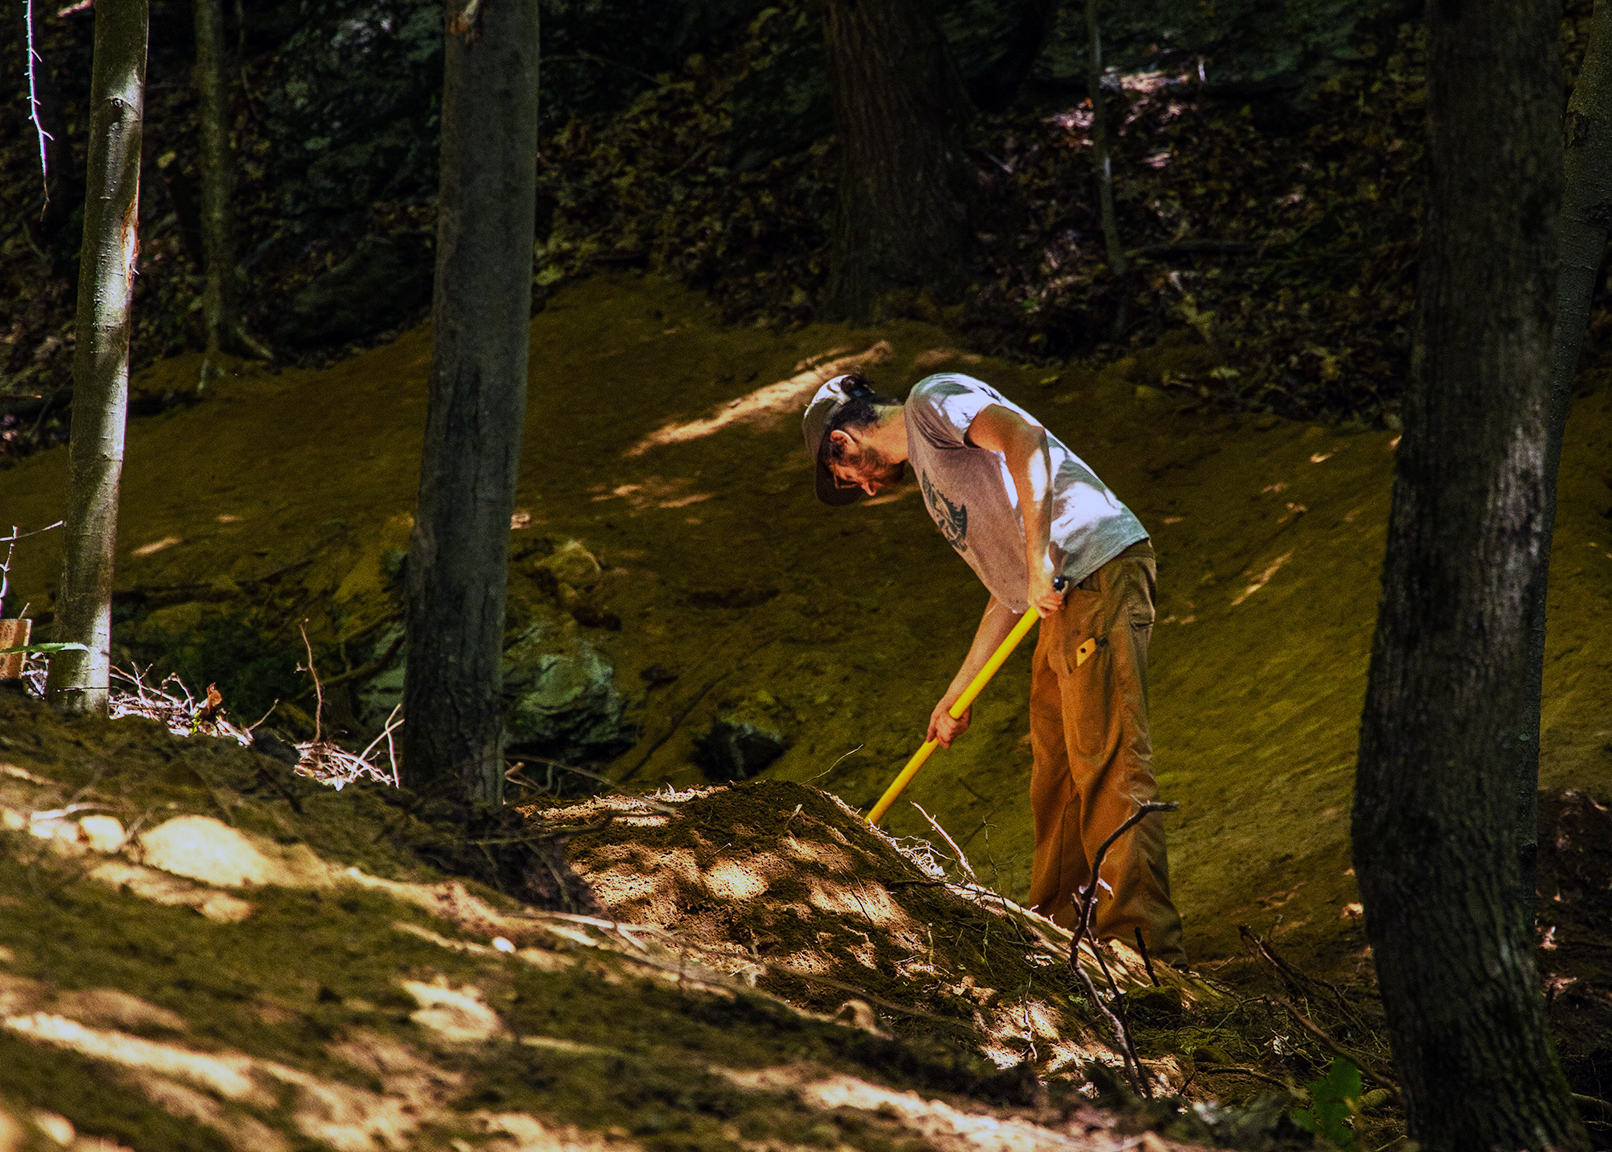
[928,696,972,747]
[1028,564,1066,616]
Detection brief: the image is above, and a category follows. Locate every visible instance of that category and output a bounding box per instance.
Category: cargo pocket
[1058,588,1106,675]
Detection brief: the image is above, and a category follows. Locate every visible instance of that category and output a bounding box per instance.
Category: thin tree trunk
[1351,0,1589,1146]
[46,0,148,717]
[1086,0,1122,275]
[401,0,540,805]
[1519,0,1612,933]
[193,0,265,376]
[1085,0,1125,337]
[821,0,978,323]
[23,0,75,238]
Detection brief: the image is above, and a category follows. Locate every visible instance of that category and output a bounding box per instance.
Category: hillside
[1,272,1610,1146]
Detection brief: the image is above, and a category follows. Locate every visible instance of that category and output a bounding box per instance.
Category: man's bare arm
[967,404,1064,615]
[927,595,1021,747]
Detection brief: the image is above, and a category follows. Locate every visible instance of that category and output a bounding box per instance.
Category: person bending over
[802,370,1183,962]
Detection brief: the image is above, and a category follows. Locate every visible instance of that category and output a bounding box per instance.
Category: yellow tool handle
[866,603,1046,827]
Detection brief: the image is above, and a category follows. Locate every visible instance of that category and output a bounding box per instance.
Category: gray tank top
[904,374,1147,613]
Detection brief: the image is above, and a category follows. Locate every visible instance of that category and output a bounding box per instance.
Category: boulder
[535,540,603,590]
[503,624,636,777]
[355,624,407,729]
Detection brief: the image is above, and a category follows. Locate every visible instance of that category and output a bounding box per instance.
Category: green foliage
[0,641,86,656]
[1293,1057,1363,1149]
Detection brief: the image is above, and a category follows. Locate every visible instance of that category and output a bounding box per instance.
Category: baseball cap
[802,374,865,506]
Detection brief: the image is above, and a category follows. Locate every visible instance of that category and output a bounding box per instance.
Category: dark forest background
[6,0,1568,432]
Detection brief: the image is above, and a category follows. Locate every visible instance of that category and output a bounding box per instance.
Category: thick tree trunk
[45,0,147,717]
[1351,0,1589,1147]
[1519,0,1612,932]
[192,0,248,372]
[820,0,979,323]
[401,0,540,805]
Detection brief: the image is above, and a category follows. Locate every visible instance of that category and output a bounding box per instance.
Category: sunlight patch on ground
[910,347,985,371]
[4,1009,447,1152]
[130,535,183,558]
[469,1111,641,1152]
[1230,551,1294,607]
[135,815,281,887]
[124,1070,293,1152]
[803,877,905,927]
[703,858,771,901]
[721,1066,1096,1151]
[625,341,892,457]
[86,861,256,923]
[590,476,712,511]
[4,1014,276,1106]
[400,978,502,1042]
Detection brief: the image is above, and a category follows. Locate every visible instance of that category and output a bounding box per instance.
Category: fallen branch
[24,0,52,212]
[1197,1064,1299,1092]
[293,628,404,701]
[1239,922,1364,1025]
[297,622,323,743]
[1075,963,1145,1094]
[1070,801,1179,959]
[1267,995,1395,1088]
[1063,800,1178,1101]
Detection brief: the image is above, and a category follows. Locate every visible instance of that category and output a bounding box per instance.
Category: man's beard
[858,445,905,489]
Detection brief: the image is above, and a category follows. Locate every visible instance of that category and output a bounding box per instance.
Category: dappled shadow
[532,780,1170,1077]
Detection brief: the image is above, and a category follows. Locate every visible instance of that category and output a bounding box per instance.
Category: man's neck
[870,404,910,464]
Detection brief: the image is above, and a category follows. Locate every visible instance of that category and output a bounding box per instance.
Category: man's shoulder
[909,372,992,402]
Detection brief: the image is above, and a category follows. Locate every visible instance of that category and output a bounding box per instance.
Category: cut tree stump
[0,618,32,681]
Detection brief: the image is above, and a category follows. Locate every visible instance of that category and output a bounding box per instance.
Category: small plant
[1294,1056,1364,1149]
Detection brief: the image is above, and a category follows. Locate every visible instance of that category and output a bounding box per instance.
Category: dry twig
[911,802,979,884]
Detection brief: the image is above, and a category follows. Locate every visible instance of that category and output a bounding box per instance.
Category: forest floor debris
[0,688,1345,1152]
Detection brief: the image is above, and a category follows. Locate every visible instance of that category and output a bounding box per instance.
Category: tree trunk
[45,0,147,718]
[193,0,264,373]
[1085,0,1125,337]
[820,0,979,323]
[401,0,540,805]
[1351,0,1589,1146]
[1519,0,1612,933]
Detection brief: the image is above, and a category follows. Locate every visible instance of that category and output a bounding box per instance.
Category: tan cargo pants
[1026,540,1184,961]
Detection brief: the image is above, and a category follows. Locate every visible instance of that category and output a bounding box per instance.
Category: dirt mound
[531,779,1187,1083]
[0,694,1263,1152]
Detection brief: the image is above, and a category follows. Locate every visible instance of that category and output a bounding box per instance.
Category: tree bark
[45,0,147,717]
[193,0,265,372]
[1519,0,1612,933]
[1085,0,1123,277]
[1351,0,1589,1146]
[820,0,979,323]
[1085,0,1125,337]
[401,0,540,805]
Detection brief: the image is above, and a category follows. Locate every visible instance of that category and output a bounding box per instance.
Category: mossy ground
[0,693,1148,1151]
[0,271,1609,1145]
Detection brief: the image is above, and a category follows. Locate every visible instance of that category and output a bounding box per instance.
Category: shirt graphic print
[921,471,968,553]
